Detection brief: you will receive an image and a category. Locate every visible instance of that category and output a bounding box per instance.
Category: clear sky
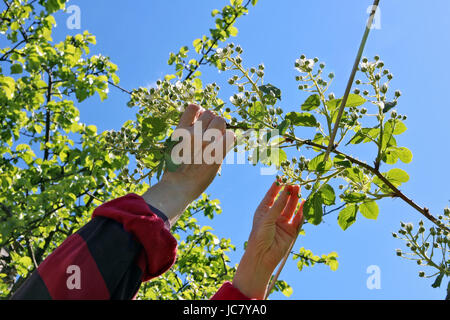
[50,0,450,299]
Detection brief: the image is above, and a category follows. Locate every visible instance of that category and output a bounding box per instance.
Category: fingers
[257,182,283,211]
[292,200,305,230]
[268,187,290,220]
[207,116,226,134]
[178,104,202,128]
[281,185,300,221]
[196,109,215,132]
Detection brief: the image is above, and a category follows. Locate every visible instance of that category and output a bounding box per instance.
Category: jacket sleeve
[11,193,177,300]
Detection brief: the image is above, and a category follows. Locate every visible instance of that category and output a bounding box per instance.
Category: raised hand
[232,182,304,299]
[142,104,235,224]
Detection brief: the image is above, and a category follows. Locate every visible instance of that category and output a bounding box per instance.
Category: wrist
[232,251,273,300]
[142,179,192,225]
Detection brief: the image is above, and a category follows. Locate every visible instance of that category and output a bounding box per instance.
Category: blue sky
[51,0,450,299]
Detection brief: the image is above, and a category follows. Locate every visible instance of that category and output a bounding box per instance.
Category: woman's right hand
[232,182,305,299]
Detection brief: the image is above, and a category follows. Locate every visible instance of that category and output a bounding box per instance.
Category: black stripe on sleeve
[76,216,143,299]
[10,269,52,300]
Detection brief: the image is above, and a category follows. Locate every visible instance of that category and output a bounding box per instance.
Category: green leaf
[383,146,413,164]
[385,168,409,187]
[347,127,379,145]
[229,26,238,37]
[259,83,281,105]
[0,76,15,99]
[285,112,318,127]
[10,64,23,74]
[327,94,366,110]
[359,201,379,220]
[345,94,367,107]
[342,192,366,203]
[382,101,397,113]
[301,94,320,111]
[397,147,413,163]
[385,119,407,135]
[164,152,180,172]
[193,38,203,53]
[338,204,358,231]
[333,154,352,168]
[303,192,323,225]
[319,184,335,206]
[248,101,266,119]
[86,125,97,135]
[431,272,444,288]
[326,252,339,271]
[278,119,290,135]
[308,153,332,173]
[268,148,287,168]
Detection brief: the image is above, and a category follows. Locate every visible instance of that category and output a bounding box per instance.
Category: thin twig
[323,0,380,163]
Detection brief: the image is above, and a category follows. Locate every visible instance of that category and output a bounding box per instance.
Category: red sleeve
[12,194,177,300]
[210,281,255,300]
[92,193,177,281]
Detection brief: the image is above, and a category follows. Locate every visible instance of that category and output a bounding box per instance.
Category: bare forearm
[141,179,192,226]
[232,251,273,300]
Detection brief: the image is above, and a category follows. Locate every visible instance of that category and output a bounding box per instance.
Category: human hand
[232,182,305,299]
[142,104,235,224]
